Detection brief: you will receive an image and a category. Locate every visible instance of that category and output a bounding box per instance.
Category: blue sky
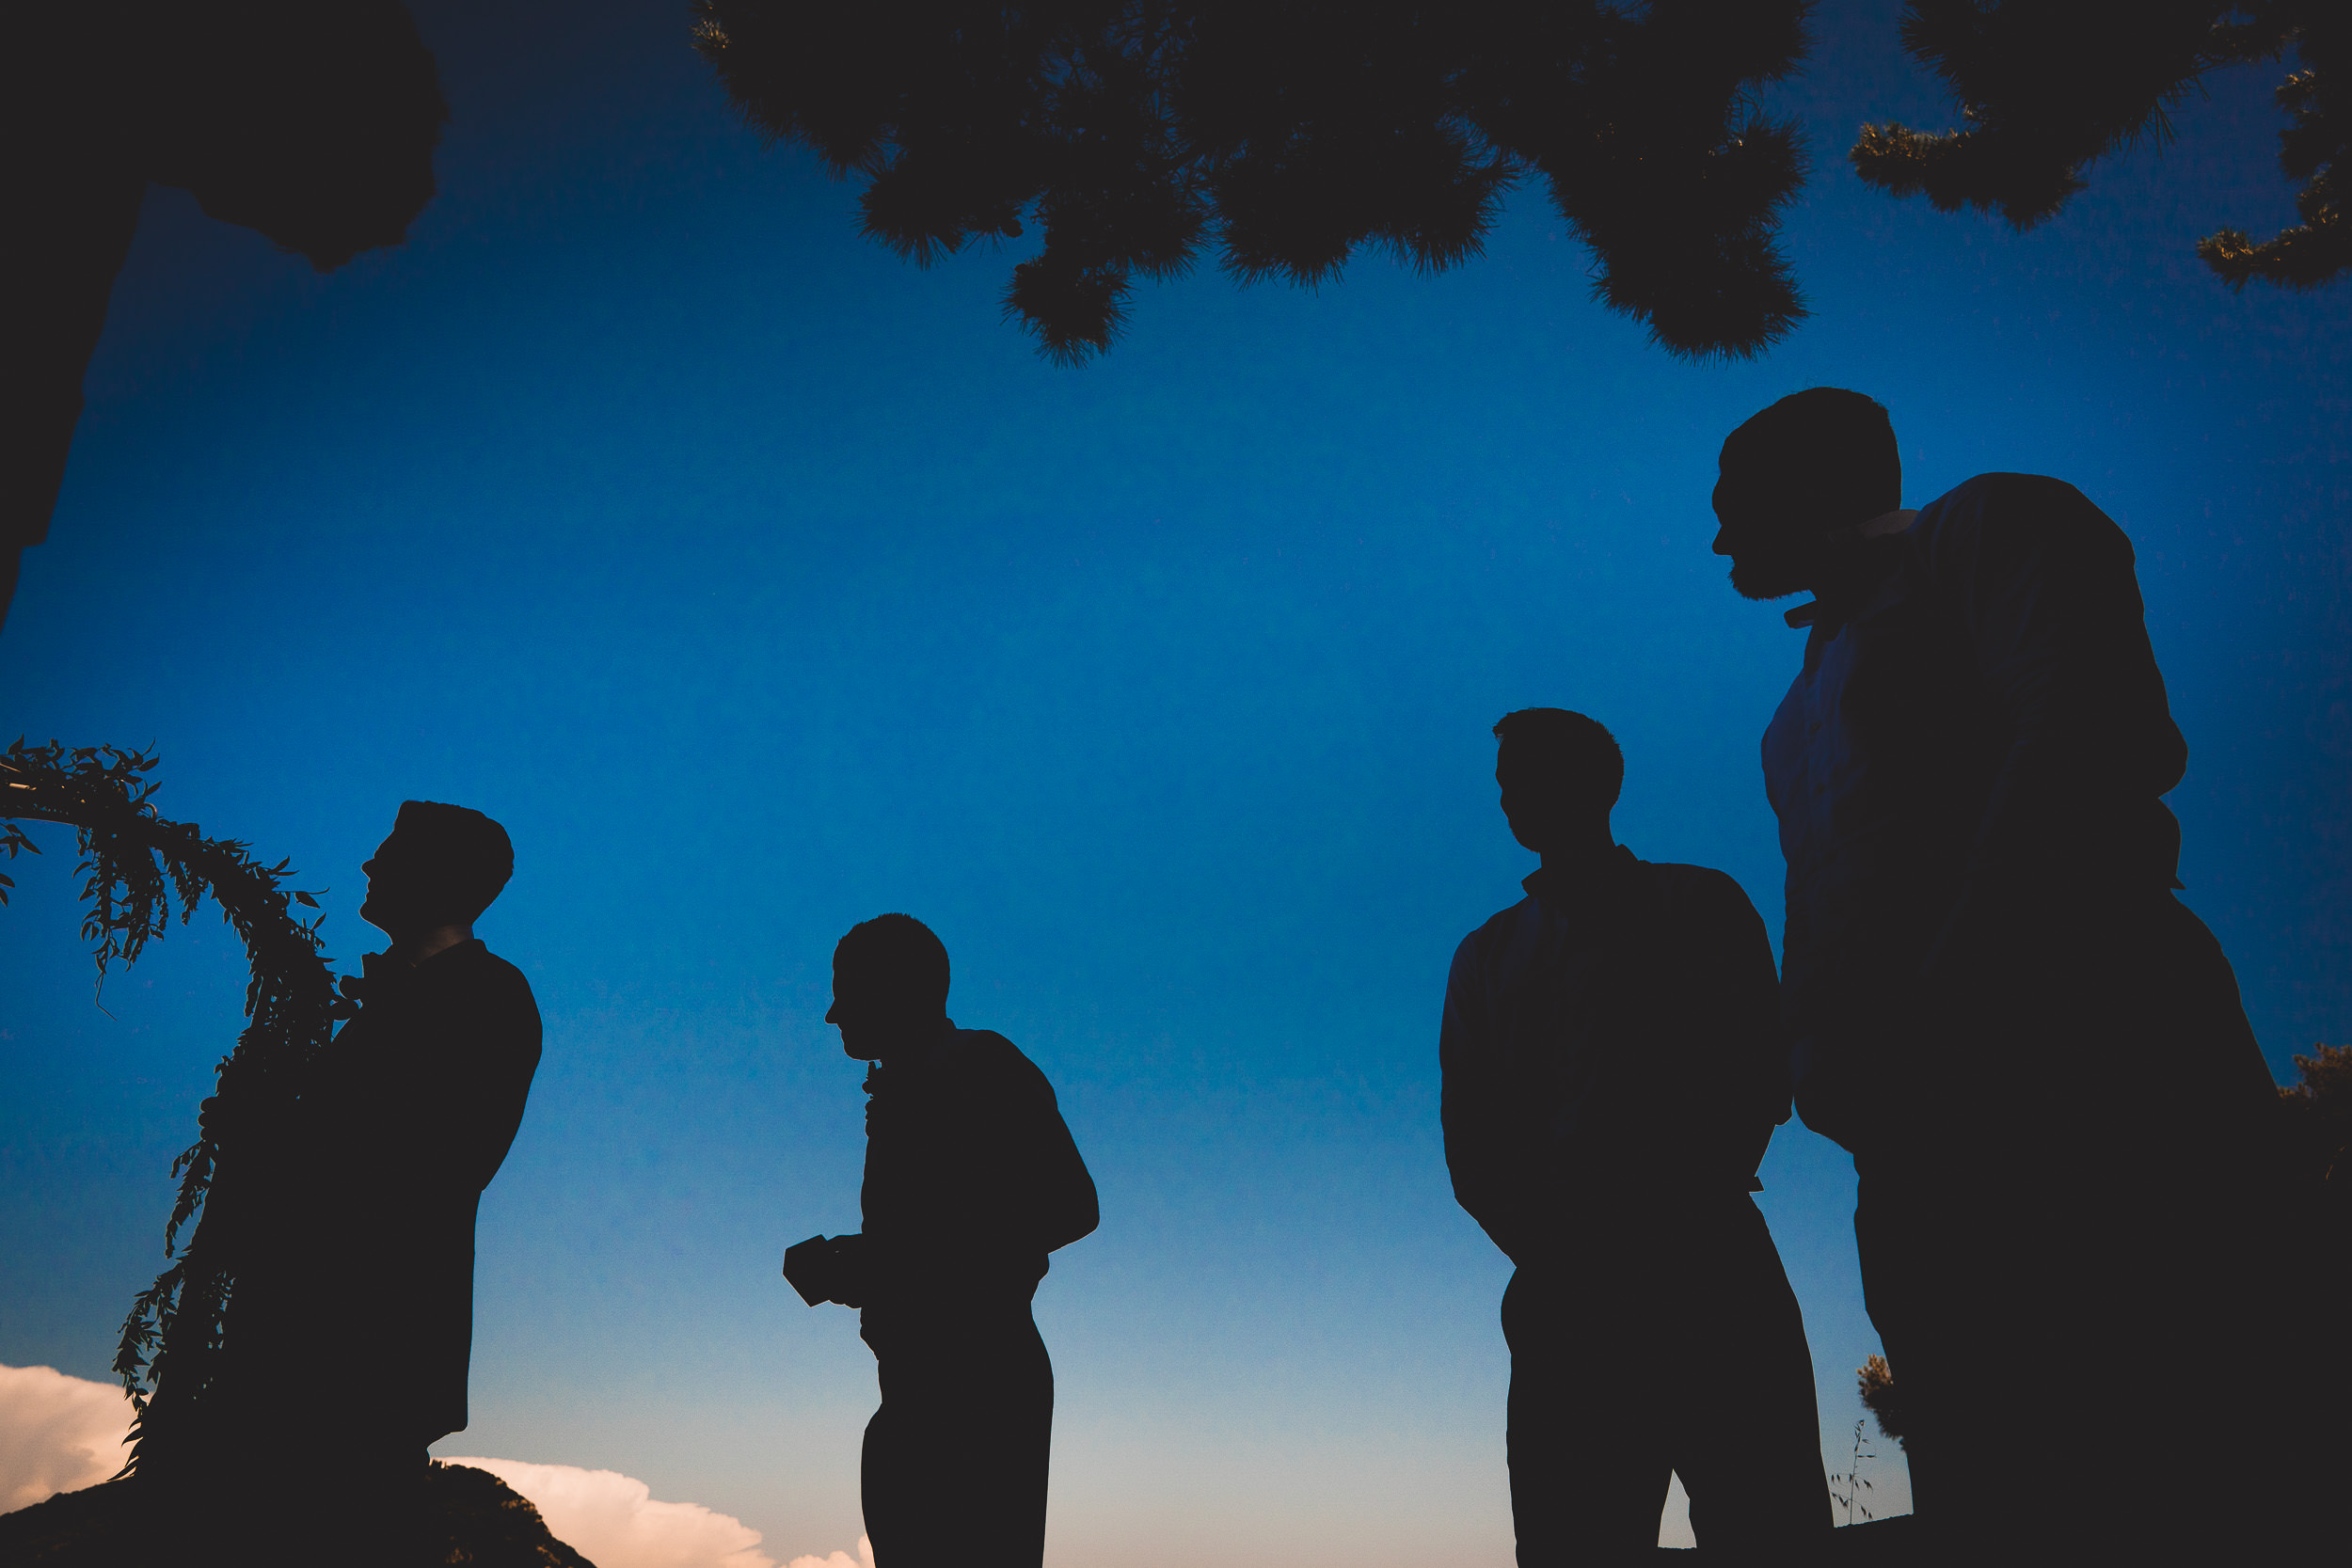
[3,2,2345,1560]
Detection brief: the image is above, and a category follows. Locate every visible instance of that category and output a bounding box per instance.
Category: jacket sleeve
[1672,869,1788,1185]
[1439,931,1526,1261]
[970,1039,1100,1259]
[1022,1060,1101,1255]
[1922,475,2189,976]
[408,959,544,1199]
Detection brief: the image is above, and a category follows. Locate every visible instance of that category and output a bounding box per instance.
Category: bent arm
[1031,1085,1100,1254]
[1440,939,1529,1261]
[982,1046,1100,1257]
[408,969,544,1197]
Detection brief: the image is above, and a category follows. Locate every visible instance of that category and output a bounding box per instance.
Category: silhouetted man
[222,800,540,1564]
[1712,389,2296,1560]
[786,914,1098,1568]
[1441,710,1829,1564]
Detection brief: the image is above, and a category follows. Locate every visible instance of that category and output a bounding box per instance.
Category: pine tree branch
[693,1,1813,361]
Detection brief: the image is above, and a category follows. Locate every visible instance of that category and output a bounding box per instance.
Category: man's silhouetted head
[828,913,952,1062]
[1712,388,1901,599]
[359,800,513,942]
[1494,708,1622,858]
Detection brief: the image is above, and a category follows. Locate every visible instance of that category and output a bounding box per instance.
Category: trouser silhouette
[862,1304,1055,1568]
[193,1430,426,1568]
[1846,893,2315,1562]
[201,1277,435,1568]
[1502,1196,1830,1564]
[1852,1145,2296,1562]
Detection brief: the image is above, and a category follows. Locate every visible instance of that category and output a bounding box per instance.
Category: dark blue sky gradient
[4,2,2346,1559]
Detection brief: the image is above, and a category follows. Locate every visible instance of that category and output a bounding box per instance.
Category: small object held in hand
[783,1234,835,1307]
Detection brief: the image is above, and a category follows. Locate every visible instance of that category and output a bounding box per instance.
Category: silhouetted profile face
[358,800,515,942]
[827,913,952,1061]
[1711,388,1901,600]
[1493,708,1623,856]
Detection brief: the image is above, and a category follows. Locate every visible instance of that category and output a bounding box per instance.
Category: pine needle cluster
[1,739,340,1476]
[1851,2,2345,290]
[691,1,1814,362]
[2201,12,2347,290]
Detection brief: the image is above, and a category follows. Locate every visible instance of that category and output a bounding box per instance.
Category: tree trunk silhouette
[2,1,448,633]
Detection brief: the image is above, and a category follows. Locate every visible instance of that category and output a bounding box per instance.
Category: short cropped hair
[1718,388,1900,536]
[834,912,951,1011]
[1493,709,1624,813]
[392,800,513,921]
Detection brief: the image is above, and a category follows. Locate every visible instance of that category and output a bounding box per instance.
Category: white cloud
[0,1364,136,1513]
[781,1534,875,1568]
[442,1456,781,1568]
[2,1364,855,1568]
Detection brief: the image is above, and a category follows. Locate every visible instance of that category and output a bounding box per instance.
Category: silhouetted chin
[1728,554,1812,602]
[358,892,434,942]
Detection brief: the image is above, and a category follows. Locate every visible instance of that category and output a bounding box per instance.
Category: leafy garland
[1,738,340,1473]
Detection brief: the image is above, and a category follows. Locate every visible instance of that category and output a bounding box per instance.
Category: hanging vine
[1,738,341,1473]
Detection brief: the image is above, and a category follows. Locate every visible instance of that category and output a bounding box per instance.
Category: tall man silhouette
[1441,710,1828,1563]
[1710,389,2296,1560]
[223,800,541,1564]
[786,914,1098,1568]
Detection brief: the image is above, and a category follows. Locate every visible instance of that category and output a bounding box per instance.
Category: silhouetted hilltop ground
[0,1462,596,1566]
[0,1463,1918,1563]
[1747,1514,1915,1558]
[1653,1515,1919,1558]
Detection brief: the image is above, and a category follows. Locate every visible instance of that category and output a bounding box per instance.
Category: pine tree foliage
[1,740,340,1476]
[2278,1042,2352,1190]
[2200,12,2347,290]
[691,1,1814,362]
[1851,2,2345,289]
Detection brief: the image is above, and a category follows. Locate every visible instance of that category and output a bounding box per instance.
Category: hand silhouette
[784,1233,869,1307]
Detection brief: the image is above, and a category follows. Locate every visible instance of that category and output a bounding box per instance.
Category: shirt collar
[342,938,482,1006]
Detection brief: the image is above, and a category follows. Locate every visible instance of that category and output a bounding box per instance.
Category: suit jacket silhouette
[239,938,540,1443]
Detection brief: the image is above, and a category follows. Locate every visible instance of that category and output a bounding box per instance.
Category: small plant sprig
[1828,1417,1877,1527]
[2,738,339,1474]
